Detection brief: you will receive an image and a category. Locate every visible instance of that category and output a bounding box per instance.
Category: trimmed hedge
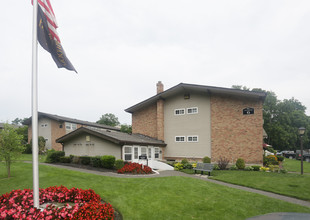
[115,159,124,169]
[72,156,80,164]
[45,150,65,163]
[80,156,91,165]
[59,156,71,163]
[90,156,102,167]
[101,155,116,169]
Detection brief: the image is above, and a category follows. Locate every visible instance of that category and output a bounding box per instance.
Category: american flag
[37,0,61,42]
[32,0,76,72]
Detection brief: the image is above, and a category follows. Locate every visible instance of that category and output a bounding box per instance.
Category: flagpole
[31,0,40,209]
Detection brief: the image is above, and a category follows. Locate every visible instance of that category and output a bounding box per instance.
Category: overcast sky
[1,0,310,125]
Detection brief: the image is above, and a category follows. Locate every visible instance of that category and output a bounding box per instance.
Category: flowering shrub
[263,155,279,166]
[0,186,114,219]
[268,165,280,172]
[192,163,197,168]
[174,162,184,171]
[117,162,153,174]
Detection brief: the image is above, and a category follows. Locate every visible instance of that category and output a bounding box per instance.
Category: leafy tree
[232,85,250,91]
[96,113,120,127]
[11,118,23,125]
[16,126,28,145]
[11,118,29,146]
[0,123,24,177]
[11,117,29,126]
[120,124,132,134]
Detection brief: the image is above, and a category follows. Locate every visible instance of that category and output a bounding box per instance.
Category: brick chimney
[157,81,164,94]
[156,81,164,141]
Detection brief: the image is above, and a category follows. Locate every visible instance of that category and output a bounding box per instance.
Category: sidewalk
[41,163,310,208]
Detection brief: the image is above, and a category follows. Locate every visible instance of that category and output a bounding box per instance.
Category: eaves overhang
[125,83,267,113]
[56,127,166,147]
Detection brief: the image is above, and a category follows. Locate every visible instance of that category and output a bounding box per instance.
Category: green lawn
[15,154,47,163]
[181,159,310,201]
[1,162,310,220]
[283,158,310,173]
[210,170,310,201]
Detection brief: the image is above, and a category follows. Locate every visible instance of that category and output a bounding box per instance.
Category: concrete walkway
[41,163,310,208]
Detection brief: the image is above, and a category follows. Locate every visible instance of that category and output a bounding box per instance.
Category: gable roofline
[125,83,267,113]
[56,127,166,147]
[23,112,120,131]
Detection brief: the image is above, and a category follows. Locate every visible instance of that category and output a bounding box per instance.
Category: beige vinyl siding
[164,92,211,158]
[63,135,121,159]
[38,118,52,149]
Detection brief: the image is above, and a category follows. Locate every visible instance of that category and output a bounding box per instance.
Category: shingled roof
[56,126,166,146]
[125,83,267,113]
[23,112,120,131]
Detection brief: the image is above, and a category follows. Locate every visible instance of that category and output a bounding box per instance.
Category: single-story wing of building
[56,126,172,169]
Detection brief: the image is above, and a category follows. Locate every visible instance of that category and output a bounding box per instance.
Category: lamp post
[298,127,306,175]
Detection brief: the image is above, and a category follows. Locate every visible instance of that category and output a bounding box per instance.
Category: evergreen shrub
[115,159,124,170]
[59,156,71,163]
[45,150,65,163]
[90,156,102,167]
[236,158,245,170]
[101,155,116,169]
[72,156,80,164]
[251,165,261,171]
[80,156,91,165]
[203,156,211,163]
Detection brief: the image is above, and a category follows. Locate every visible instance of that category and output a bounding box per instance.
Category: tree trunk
[6,159,11,178]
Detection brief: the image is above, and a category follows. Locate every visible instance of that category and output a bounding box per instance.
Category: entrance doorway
[123,145,162,165]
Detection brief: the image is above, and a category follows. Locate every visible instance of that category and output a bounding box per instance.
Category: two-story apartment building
[23,112,120,151]
[125,82,266,164]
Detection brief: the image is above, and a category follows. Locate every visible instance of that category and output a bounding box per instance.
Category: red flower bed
[0,186,114,219]
[117,162,153,174]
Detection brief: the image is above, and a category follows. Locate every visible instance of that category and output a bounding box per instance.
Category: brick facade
[50,120,66,151]
[131,99,165,141]
[132,103,158,139]
[28,120,66,151]
[156,99,164,141]
[210,94,263,164]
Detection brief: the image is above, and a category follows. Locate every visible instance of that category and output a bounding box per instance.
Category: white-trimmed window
[134,147,138,160]
[148,148,152,159]
[175,136,186,142]
[187,107,198,114]
[65,123,77,130]
[124,146,132,161]
[174,108,185,115]
[187,135,199,142]
[154,147,160,159]
[141,147,147,156]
